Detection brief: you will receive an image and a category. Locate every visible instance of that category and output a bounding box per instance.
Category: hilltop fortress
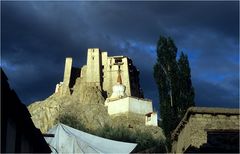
[56,48,143,98]
[28,48,160,133]
[55,48,157,121]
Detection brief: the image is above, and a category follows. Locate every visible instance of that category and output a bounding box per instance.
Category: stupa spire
[117,70,122,84]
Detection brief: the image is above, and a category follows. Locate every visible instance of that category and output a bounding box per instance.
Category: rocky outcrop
[28,93,63,133]
[28,76,108,133]
[28,77,165,142]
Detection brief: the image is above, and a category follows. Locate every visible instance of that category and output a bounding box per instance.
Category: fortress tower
[62,57,72,94]
[55,57,72,95]
[86,48,102,89]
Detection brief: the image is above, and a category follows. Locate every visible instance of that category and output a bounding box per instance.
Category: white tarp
[45,123,137,153]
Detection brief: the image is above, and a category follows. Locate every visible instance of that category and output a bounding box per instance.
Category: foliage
[58,114,166,153]
[57,113,90,133]
[95,124,166,152]
[95,124,132,142]
[153,36,195,149]
[178,52,195,117]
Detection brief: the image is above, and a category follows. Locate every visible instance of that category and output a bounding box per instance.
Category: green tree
[153,36,195,149]
[178,52,195,117]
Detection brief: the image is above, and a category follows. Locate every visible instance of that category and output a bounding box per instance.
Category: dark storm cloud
[1,1,239,108]
[1,1,89,103]
[194,79,239,108]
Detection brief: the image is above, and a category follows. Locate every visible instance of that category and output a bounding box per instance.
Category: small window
[92,56,94,60]
[115,59,122,63]
[147,116,151,121]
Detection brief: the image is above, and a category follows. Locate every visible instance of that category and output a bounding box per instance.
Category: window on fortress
[115,59,122,63]
[147,116,151,121]
[92,56,94,60]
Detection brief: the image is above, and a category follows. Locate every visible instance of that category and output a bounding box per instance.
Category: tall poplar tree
[178,52,195,118]
[153,36,179,140]
[153,36,195,148]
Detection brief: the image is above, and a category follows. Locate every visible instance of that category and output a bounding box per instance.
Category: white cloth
[45,123,137,153]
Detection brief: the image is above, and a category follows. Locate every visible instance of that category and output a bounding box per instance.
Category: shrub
[96,124,166,152]
[57,114,88,133]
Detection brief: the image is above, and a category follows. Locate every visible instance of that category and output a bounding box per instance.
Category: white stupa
[105,71,126,107]
[103,68,158,126]
[109,72,127,100]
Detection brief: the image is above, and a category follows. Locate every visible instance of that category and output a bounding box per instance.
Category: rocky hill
[28,77,165,144]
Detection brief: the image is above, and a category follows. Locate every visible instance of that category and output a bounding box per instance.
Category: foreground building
[1,69,51,153]
[171,107,239,153]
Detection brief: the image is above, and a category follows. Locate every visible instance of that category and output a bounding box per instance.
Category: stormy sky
[1,1,239,109]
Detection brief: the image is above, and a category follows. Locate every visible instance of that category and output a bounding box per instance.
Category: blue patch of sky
[198,73,232,85]
[177,47,200,61]
[1,60,17,71]
[225,39,239,64]
[118,39,157,57]
[227,54,239,64]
